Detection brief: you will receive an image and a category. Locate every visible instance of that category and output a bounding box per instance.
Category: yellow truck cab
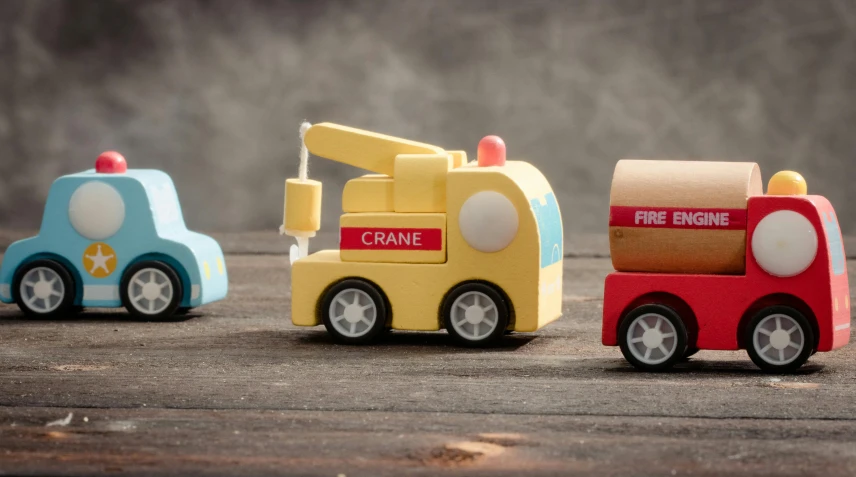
[283,123,563,346]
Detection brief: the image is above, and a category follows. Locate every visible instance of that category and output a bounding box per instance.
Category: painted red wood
[609,206,747,230]
[603,195,850,352]
[340,227,443,251]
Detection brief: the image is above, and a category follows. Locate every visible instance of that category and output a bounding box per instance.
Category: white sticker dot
[751,210,817,277]
[458,191,518,253]
[68,181,125,240]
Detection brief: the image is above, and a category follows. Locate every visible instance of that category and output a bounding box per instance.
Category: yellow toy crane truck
[281,122,563,346]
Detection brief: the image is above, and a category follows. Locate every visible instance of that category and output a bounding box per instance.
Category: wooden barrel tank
[609,160,763,274]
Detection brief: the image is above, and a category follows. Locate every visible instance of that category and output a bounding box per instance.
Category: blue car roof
[62,168,172,185]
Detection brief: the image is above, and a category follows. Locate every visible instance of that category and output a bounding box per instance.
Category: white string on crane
[298,121,311,181]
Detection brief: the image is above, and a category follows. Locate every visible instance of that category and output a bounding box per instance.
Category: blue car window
[146,182,183,228]
[824,211,845,276]
[530,192,563,268]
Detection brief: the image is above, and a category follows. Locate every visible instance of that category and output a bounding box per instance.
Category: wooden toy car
[602,160,849,372]
[281,123,563,346]
[0,152,228,319]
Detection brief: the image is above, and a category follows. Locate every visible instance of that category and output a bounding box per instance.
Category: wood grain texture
[610,160,762,209]
[609,160,761,274]
[609,226,748,274]
[0,241,854,475]
[3,407,856,477]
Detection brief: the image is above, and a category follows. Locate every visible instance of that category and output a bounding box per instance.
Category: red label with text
[609,206,747,230]
[340,227,443,250]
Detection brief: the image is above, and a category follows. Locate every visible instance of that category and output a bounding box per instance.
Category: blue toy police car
[0,152,228,319]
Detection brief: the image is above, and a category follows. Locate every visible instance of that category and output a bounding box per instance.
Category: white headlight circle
[68,181,126,240]
[751,210,817,277]
[458,191,518,253]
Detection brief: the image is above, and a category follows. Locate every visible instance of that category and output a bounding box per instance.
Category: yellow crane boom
[303,123,446,176]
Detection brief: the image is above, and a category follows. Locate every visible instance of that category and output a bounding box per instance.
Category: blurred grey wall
[0,0,854,235]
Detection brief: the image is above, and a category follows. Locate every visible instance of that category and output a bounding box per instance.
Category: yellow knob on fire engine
[767,171,807,196]
[284,178,322,234]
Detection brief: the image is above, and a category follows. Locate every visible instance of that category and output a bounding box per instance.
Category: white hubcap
[753,314,804,365]
[450,291,499,341]
[329,288,377,338]
[626,313,679,365]
[34,281,53,299]
[128,268,174,315]
[19,267,65,313]
[642,328,665,349]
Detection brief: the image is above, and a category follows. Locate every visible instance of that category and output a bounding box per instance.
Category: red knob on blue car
[95,151,127,173]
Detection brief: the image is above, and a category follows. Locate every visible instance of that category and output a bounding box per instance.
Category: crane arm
[303,123,446,176]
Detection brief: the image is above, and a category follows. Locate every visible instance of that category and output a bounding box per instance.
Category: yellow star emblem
[82,242,117,278]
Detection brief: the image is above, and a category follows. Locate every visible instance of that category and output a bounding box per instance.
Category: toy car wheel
[320,278,388,344]
[120,261,183,320]
[745,306,814,373]
[13,259,76,318]
[442,282,510,347]
[618,304,688,371]
[683,347,699,360]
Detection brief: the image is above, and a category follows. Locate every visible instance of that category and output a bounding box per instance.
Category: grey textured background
[0,0,854,235]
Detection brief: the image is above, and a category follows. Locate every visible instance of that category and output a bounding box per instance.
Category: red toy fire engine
[603,160,849,372]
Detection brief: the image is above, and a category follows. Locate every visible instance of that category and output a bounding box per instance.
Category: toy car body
[283,123,564,346]
[602,162,849,372]
[0,152,227,319]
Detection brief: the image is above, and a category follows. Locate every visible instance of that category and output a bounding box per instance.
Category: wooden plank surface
[0,236,854,476]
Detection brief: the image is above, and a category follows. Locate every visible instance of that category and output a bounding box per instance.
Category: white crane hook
[284,121,313,265]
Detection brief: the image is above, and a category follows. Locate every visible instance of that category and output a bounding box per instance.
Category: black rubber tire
[618,304,688,372]
[442,282,510,347]
[120,261,183,320]
[175,307,193,315]
[12,259,76,318]
[320,278,389,345]
[744,306,814,373]
[683,347,700,360]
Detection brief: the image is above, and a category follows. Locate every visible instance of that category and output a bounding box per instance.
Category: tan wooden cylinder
[609,160,763,275]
